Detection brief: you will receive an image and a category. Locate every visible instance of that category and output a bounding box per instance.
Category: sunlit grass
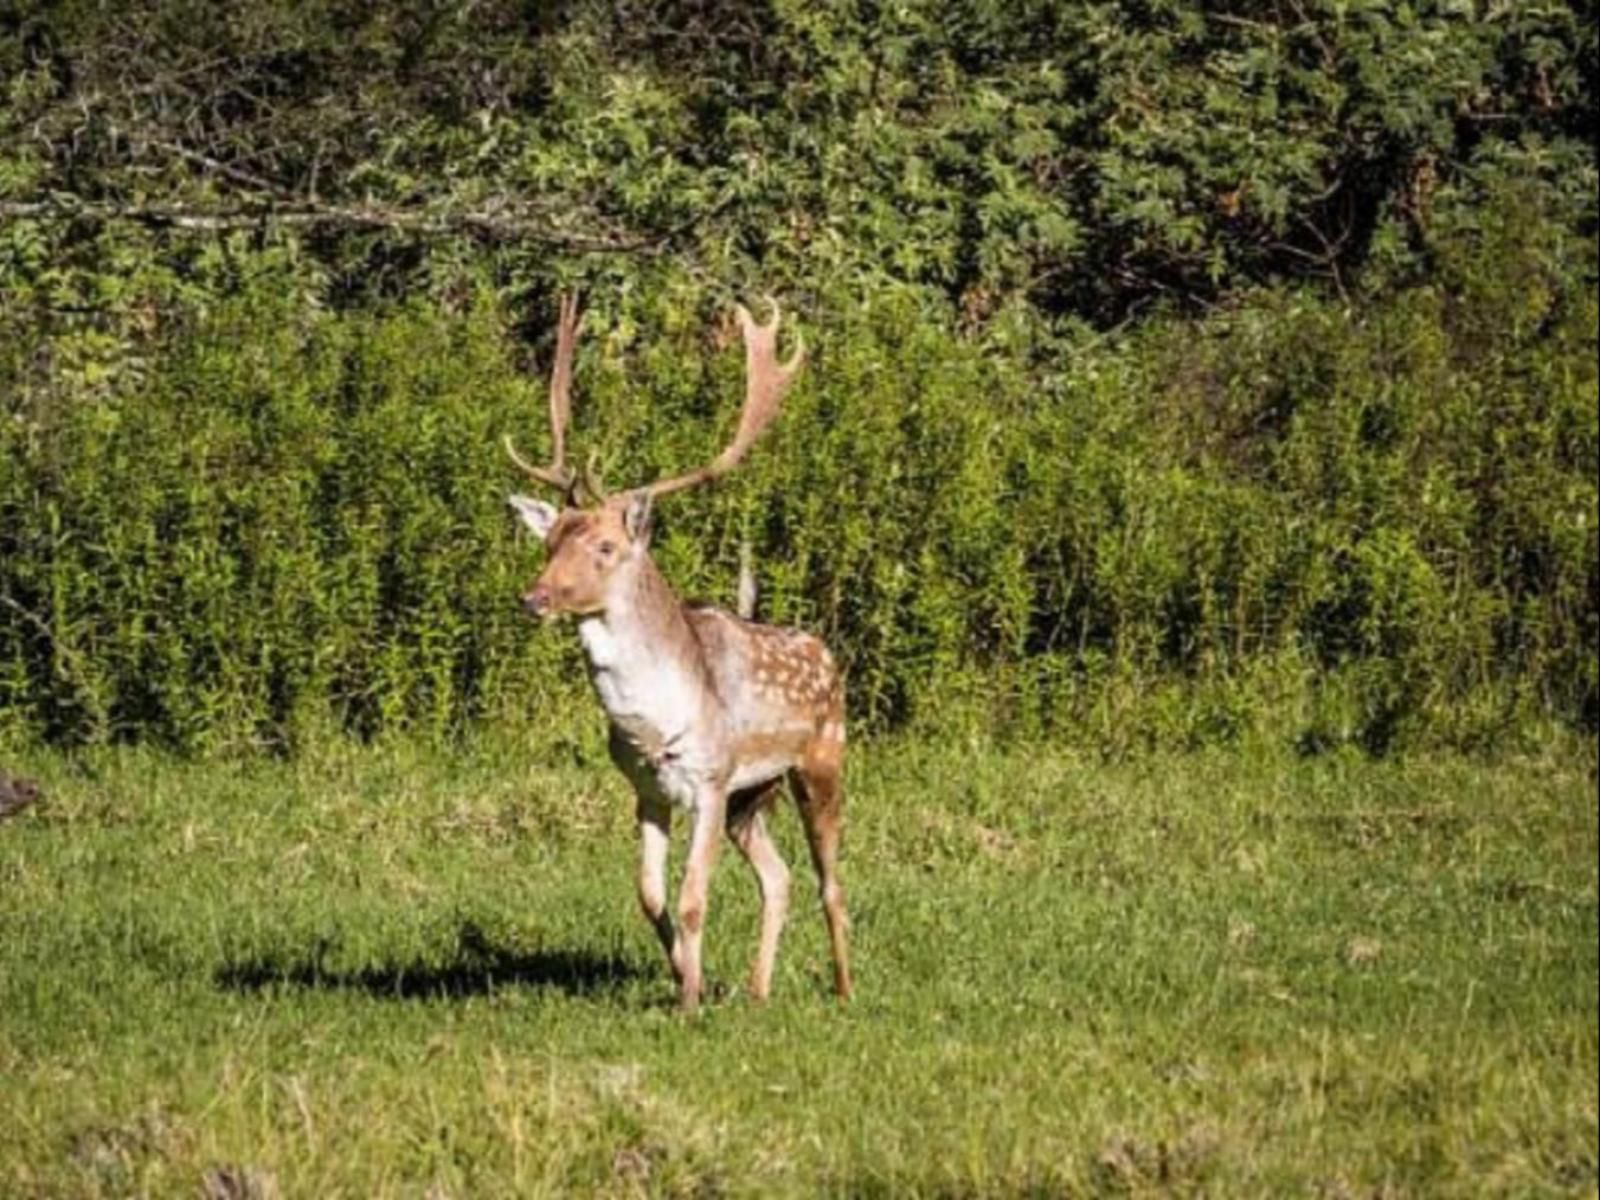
[1,735,1594,1196]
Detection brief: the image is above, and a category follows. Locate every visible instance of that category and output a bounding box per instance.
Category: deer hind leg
[726,780,791,1002]
[790,751,853,1001]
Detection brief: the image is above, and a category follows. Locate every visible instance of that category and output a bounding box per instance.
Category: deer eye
[597,540,617,557]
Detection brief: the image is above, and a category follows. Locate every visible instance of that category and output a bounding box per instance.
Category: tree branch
[0,197,702,253]
[132,134,288,195]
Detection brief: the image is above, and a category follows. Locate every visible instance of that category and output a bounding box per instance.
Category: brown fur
[516,492,852,1011]
[507,294,845,1012]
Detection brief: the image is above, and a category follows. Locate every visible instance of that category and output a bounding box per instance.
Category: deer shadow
[214,921,646,1002]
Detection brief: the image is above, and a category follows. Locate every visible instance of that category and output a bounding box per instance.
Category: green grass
[1,734,1595,1197]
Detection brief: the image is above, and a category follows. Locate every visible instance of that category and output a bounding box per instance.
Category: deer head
[507,295,805,621]
[509,490,655,618]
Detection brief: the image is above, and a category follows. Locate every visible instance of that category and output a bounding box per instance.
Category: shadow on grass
[214,921,645,1001]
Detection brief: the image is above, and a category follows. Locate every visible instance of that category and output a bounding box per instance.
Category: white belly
[728,757,788,793]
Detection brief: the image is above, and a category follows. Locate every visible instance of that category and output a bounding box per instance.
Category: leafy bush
[3,190,1593,755]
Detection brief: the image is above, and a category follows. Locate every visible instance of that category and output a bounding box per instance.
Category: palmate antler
[642,297,805,500]
[506,293,804,507]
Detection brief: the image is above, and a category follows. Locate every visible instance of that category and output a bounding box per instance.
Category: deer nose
[522,587,551,616]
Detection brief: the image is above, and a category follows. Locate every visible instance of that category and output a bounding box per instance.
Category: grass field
[1,734,1595,1197]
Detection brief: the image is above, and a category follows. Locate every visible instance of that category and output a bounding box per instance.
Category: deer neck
[576,555,715,756]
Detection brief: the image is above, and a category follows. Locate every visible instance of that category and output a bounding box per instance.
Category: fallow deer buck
[505,294,851,1012]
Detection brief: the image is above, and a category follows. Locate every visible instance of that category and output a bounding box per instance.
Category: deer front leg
[635,795,678,980]
[674,789,725,1013]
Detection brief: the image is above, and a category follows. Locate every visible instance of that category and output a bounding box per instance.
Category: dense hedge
[2,189,1593,755]
[3,0,1595,756]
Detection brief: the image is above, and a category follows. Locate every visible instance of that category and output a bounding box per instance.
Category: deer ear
[623,490,654,543]
[508,494,559,541]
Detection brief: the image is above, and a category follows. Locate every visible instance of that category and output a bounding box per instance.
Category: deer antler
[505,292,591,497]
[642,297,805,500]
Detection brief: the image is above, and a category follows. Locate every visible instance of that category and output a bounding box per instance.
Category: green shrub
[1,195,1594,756]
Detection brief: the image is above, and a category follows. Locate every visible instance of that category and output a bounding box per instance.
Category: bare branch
[132,135,287,194]
[0,198,692,254]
